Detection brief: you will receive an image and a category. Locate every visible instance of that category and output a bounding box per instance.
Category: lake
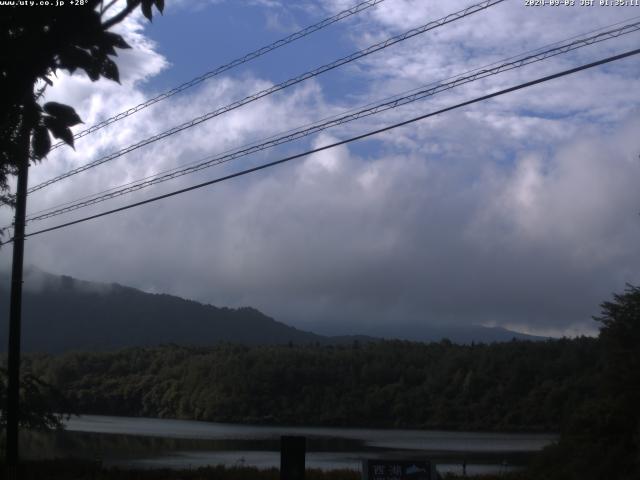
[20,415,556,476]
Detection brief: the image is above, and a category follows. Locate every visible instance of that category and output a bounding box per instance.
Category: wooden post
[280,436,306,480]
[6,117,30,478]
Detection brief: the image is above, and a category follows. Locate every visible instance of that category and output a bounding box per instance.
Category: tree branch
[100,0,119,17]
[102,2,139,30]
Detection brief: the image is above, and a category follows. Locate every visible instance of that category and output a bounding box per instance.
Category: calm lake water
[21,415,557,476]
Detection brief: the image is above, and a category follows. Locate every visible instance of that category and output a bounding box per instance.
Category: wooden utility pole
[6,119,30,477]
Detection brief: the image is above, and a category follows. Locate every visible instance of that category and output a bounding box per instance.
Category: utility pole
[6,118,30,478]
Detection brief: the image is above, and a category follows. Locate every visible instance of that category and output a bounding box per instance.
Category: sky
[2,0,640,338]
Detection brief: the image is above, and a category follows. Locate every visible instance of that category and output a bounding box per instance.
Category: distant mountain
[0,268,545,353]
[307,322,548,344]
[0,269,327,353]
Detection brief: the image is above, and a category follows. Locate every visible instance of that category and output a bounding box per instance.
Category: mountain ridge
[0,268,546,353]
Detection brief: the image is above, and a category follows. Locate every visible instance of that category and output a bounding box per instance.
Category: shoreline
[64,414,559,439]
[0,460,533,480]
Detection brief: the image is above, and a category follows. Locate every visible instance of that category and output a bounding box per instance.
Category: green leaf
[92,40,116,57]
[104,31,131,50]
[101,58,120,83]
[43,102,83,127]
[102,43,117,56]
[58,47,99,79]
[44,116,75,148]
[32,125,51,160]
[154,0,164,13]
[141,0,153,21]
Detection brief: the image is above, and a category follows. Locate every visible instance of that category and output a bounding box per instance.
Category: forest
[22,338,599,432]
[2,285,638,479]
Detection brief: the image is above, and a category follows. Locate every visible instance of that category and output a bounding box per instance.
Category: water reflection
[19,415,556,475]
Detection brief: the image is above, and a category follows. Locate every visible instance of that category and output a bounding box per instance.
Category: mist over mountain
[306,321,547,344]
[0,268,544,353]
[0,268,325,353]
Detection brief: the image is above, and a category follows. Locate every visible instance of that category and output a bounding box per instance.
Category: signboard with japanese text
[362,460,435,480]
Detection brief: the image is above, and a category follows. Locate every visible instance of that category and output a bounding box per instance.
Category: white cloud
[2,0,639,339]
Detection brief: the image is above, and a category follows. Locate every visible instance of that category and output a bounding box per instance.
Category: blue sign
[363,460,434,480]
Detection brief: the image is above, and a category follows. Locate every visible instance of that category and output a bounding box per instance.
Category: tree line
[20,337,599,432]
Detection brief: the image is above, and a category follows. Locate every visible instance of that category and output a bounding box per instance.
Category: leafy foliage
[23,338,599,432]
[0,0,164,209]
[596,284,640,411]
[531,285,640,480]
[0,367,73,431]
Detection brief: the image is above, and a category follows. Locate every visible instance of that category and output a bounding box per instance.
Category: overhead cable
[28,0,505,194]
[47,0,387,151]
[24,20,640,223]
[4,47,636,244]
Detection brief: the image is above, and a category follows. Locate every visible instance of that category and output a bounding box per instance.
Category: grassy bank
[0,461,534,480]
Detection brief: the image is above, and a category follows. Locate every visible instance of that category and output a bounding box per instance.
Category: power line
[9,14,640,225]
[47,0,387,152]
[24,19,640,224]
[4,47,636,245]
[16,12,639,223]
[31,0,503,193]
[27,0,505,195]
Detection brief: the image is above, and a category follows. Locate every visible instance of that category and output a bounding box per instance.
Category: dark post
[6,122,30,476]
[280,436,306,480]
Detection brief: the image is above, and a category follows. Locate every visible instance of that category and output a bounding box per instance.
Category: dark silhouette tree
[0,0,165,207]
[0,1,167,470]
[533,285,640,480]
[593,284,640,478]
[0,368,73,431]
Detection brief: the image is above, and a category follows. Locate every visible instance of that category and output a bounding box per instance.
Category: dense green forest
[22,338,599,432]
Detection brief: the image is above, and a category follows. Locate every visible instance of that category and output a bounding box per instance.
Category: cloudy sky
[2,0,640,337]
